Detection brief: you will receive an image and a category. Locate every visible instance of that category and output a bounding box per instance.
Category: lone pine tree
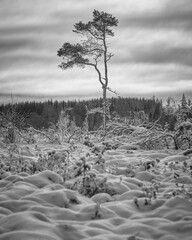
[57,9,118,135]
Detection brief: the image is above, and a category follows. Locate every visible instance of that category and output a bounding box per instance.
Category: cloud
[0,0,192,101]
[126,45,192,67]
[0,37,37,54]
[120,0,192,31]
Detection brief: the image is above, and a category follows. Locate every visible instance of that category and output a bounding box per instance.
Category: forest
[0,96,163,130]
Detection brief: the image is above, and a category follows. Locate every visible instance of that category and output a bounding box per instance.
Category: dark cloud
[120,0,192,31]
[0,24,57,36]
[0,54,54,72]
[128,45,192,67]
[0,38,37,54]
[0,36,45,71]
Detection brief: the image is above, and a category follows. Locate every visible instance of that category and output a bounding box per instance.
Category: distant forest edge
[0,97,167,130]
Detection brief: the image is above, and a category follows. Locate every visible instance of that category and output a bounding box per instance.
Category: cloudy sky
[0,0,192,103]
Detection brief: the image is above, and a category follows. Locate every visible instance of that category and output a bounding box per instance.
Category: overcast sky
[0,0,192,103]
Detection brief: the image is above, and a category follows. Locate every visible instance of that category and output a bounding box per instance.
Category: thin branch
[149,114,163,131]
[76,60,105,87]
[106,86,120,96]
[29,127,52,140]
[106,53,114,62]
[86,28,104,41]
[94,55,100,65]
[82,62,96,67]
[74,28,104,41]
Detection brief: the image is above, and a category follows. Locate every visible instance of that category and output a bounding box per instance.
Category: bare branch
[106,86,120,96]
[106,53,114,62]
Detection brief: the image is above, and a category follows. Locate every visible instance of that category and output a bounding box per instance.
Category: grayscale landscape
[0,1,192,240]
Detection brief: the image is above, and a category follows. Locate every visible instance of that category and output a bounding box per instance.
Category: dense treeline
[0,97,162,130]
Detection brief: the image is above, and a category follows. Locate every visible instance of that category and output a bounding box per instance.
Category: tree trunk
[102,86,107,136]
[102,27,108,137]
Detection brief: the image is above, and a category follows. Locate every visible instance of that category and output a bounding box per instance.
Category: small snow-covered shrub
[56,110,82,143]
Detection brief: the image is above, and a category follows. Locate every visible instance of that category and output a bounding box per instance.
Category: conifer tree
[180,93,188,110]
[57,9,118,135]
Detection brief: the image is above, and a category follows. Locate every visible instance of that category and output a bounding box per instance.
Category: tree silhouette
[57,9,118,135]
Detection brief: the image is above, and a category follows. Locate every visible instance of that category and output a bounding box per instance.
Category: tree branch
[75,60,104,87]
[106,86,120,96]
[74,28,103,41]
[106,53,114,62]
